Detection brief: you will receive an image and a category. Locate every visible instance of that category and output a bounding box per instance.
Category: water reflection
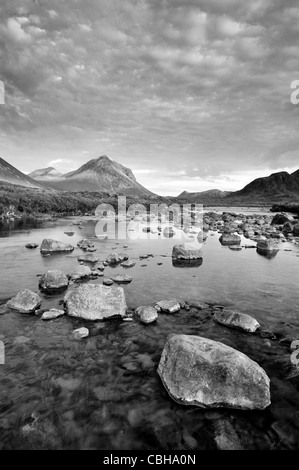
[172,258,203,268]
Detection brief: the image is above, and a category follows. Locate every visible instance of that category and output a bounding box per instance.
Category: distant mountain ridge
[28,167,63,180]
[177,189,231,202]
[0,157,44,188]
[30,155,156,197]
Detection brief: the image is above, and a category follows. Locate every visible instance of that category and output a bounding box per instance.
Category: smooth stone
[135,306,158,324]
[39,270,69,293]
[64,284,127,320]
[7,289,42,313]
[40,239,74,254]
[70,265,92,280]
[103,278,114,286]
[41,309,65,320]
[25,243,39,249]
[97,263,105,271]
[73,327,89,339]
[213,310,260,333]
[158,335,271,410]
[155,299,180,313]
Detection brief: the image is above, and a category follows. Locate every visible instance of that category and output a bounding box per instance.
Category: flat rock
[158,335,271,410]
[41,309,65,320]
[135,306,158,324]
[213,310,260,333]
[111,274,132,284]
[121,260,136,268]
[103,278,114,286]
[40,239,74,254]
[77,254,99,263]
[39,270,69,293]
[64,284,127,320]
[155,299,180,313]
[7,289,42,313]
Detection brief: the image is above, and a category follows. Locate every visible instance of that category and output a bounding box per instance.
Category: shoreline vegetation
[1,181,298,219]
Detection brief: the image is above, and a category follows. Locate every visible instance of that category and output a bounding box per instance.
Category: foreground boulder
[155,299,180,313]
[158,335,270,410]
[39,270,69,293]
[213,310,260,333]
[172,244,203,260]
[64,284,127,320]
[7,289,42,313]
[135,306,158,324]
[40,239,74,254]
[219,233,241,246]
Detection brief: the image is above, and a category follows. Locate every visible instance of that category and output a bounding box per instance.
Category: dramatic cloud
[0,0,298,195]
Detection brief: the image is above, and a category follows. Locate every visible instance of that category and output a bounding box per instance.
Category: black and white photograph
[0,0,299,455]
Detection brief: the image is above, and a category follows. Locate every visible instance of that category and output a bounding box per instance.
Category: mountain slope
[177,189,231,202]
[32,155,156,196]
[227,170,299,201]
[28,167,62,180]
[0,157,44,188]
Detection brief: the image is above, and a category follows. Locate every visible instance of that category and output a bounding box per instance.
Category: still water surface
[0,215,298,449]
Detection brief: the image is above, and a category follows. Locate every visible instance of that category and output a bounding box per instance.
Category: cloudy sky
[0,0,298,195]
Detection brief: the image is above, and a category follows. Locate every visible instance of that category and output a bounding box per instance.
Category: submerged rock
[213,310,260,333]
[40,239,74,254]
[155,299,180,313]
[158,335,271,410]
[7,289,42,313]
[64,284,127,320]
[39,270,69,294]
[135,306,158,324]
[172,244,203,260]
[41,309,65,320]
[73,327,89,339]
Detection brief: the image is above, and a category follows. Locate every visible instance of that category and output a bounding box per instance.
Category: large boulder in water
[172,244,203,260]
[7,289,42,313]
[40,239,74,254]
[256,239,279,255]
[39,270,69,293]
[213,310,260,333]
[64,284,127,320]
[219,233,241,246]
[158,335,271,410]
